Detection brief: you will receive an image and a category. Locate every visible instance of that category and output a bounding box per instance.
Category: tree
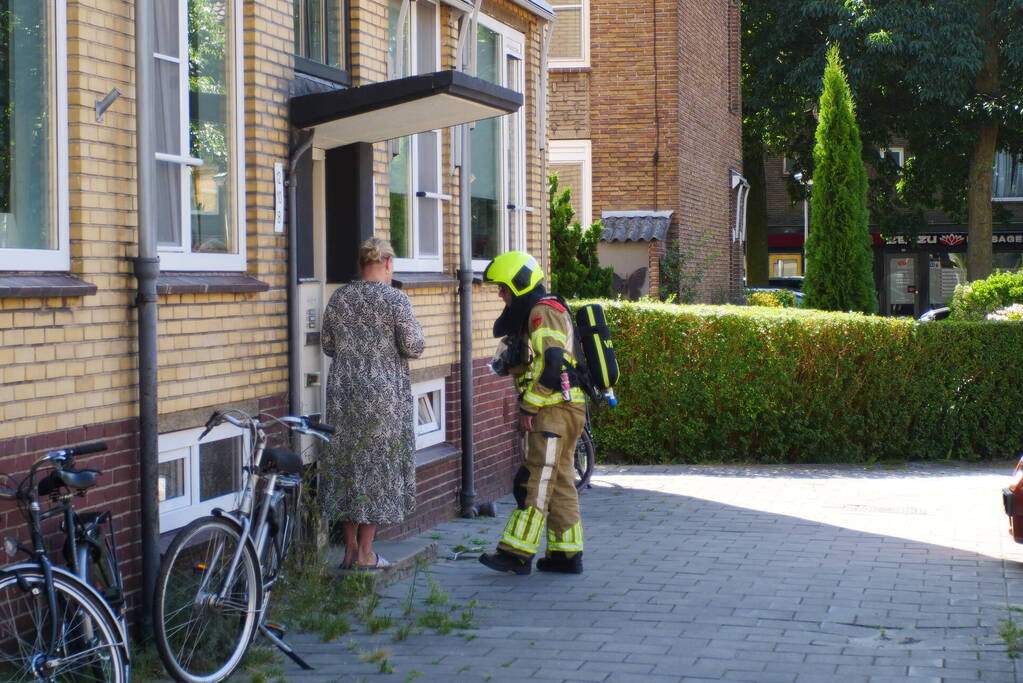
[548,174,613,299]
[742,0,1023,282]
[862,0,1023,280]
[802,47,877,314]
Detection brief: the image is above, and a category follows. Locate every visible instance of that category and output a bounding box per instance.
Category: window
[471,16,526,266]
[548,0,588,68]
[879,147,905,168]
[0,0,69,271]
[994,151,1023,201]
[388,0,443,271]
[412,378,445,450]
[770,254,802,277]
[158,423,248,531]
[549,140,591,228]
[153,0,245,271]
[294,0,346,70]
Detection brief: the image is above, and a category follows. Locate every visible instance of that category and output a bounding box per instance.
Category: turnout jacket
[512,297,586,415]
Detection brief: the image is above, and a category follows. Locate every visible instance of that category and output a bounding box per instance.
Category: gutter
[133,0,160,630]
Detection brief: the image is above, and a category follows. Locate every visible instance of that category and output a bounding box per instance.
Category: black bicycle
[0,442,130,681]
[574,404,596,490]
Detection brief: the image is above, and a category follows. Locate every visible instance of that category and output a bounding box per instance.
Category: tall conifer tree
[802,46,877,314]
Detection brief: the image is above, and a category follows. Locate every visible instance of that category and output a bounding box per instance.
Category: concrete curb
[325,539,439,590]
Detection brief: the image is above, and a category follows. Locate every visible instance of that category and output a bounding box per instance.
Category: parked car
[768,276,804,291]
[918,307,951,321]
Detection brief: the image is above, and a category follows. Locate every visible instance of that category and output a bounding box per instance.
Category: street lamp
[793,172,813,271]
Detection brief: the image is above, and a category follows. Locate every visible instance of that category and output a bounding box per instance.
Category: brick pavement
[268,463,1023,682]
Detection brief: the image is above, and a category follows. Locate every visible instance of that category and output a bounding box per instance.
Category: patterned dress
[320,280,425,525]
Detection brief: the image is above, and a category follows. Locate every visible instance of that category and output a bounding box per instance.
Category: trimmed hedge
[582,300,1023,464]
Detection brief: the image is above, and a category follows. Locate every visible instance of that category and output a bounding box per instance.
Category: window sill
[415,442,459,468]
[549,65,591,73]
[293,56,353,88]
[392,272,458,290]
[0,273,97,299]
[157,273,270,295]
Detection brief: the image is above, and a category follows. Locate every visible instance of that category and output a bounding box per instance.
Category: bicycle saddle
[38,469,101,496]
[261,448,303,476]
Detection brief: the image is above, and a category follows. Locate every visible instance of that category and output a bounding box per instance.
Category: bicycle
[574,406,596,491]
[0,441,130,681]
[152,410,334,683]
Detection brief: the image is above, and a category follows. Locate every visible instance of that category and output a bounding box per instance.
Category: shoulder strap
[536,294,570,314]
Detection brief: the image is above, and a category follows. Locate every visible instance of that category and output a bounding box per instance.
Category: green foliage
[802,47,877,314]
[589,300,1023,464]
[746,290,797,308]
[659,237,719,304]
[549,174,613,298]
[949,270,1023,320]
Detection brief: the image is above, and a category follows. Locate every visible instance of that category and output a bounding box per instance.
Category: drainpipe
[288,133,315,416]
[133,0,160,630]
[458,1,482,518]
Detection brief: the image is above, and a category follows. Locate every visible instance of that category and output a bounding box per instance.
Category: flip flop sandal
[356,553,392,570]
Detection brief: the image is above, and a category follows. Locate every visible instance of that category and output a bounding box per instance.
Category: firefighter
[478,251,587,575]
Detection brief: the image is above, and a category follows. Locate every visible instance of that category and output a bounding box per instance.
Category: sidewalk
[267,463,1023,682]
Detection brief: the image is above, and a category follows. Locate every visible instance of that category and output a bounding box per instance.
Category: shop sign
[883,232,1023,246]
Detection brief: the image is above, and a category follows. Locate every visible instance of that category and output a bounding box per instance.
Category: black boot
[479,549,532,575]
[536,551,583,574]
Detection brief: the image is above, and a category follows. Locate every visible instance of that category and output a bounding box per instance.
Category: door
[885,253,919,317]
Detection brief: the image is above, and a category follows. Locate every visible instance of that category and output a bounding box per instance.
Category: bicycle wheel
[0,569,126,682]
[154,516,260,683]
[574,424,596,490]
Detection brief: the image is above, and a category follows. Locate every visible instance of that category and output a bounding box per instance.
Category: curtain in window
[0,0,53,250]
[994,152,1023,199]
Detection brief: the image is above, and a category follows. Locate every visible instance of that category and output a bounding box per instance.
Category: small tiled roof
[600,211,673,243]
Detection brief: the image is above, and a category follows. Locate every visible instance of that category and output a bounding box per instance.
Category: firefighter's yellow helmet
[483,251,544,297]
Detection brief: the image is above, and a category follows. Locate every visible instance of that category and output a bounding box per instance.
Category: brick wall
[380,358,520,540]
[547,0,743,303]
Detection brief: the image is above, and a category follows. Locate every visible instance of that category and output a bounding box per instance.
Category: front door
[885,253,919,317]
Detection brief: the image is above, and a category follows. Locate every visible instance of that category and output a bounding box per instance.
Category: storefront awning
[290,70,523,149]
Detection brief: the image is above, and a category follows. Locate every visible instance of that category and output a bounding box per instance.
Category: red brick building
[547,0,745,302]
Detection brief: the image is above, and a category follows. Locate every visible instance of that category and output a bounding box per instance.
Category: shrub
[949,270,1023,320]
[988,304,1023,321]
[745,289,797,308]
[583,300,1023,464]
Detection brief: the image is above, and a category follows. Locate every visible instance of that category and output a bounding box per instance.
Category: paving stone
[254,464,1023,682]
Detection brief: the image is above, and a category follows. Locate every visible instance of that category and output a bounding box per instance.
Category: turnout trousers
[498,401,586,559]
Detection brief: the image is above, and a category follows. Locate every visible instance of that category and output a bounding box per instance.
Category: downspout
[133,0,160,630]
[458,1,482,517]
[288,132,315,416]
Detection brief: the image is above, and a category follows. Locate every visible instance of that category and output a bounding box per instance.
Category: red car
[1003,457,1023,542]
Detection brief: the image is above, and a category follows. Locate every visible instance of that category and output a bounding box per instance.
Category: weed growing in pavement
[360,648,394,674]
[1000,616,1023,658]
[404,671,422,682]
[367,613,396,633]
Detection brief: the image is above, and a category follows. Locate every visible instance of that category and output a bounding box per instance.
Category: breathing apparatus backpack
[573,303,620,406]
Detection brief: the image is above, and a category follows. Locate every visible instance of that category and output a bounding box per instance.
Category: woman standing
[320,238,425,569]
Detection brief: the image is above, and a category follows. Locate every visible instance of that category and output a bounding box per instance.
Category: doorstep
[324,539,438,590]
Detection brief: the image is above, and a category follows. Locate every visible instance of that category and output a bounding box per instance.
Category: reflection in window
[294,0,345,69]
[0,0,54,251]
[158,458,186,503]
[199,435,242,502]
[993,252,1023,273]
[548,0,586,65]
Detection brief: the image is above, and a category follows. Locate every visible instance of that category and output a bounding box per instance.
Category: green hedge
[581,300,1023,464]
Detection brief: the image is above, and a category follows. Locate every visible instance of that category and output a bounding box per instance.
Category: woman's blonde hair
[359,237,396,266]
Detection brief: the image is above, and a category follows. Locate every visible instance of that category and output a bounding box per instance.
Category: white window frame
[879,147,905,168]
[548,0,589,68]
[471,15,526,271]
[0,0,69,272]
[156,0,246,272]
[391,0,444,272]
[548,139,592,228]
[993,151,1023,202]
[412,378,446,450]
[158,422,249,532]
